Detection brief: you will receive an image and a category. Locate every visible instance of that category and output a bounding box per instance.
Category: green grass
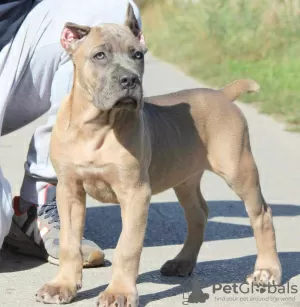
[141,0,300,131]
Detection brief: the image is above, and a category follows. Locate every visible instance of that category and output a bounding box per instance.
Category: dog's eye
[133,51,144,60]
[94,52,105,60]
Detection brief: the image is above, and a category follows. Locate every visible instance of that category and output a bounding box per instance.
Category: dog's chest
[78,164,119,204]
[83,179,118,204]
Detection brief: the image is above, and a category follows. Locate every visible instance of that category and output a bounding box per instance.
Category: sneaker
[4,184,105,267]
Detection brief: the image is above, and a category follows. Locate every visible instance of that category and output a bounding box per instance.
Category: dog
[36,4,282,306]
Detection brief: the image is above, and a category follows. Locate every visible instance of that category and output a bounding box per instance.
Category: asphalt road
[0,54,300,307]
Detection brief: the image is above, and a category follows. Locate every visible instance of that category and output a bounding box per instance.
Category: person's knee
[31,43,64,73]
[33,42,74,107]
[29,43,67,111]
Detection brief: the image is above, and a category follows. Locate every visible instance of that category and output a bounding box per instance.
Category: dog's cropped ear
[60,22,91,54]
[125,3,146,48]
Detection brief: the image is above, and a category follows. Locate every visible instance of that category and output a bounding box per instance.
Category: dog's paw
[36,282,77,304]
[247,269,281,286]
[160,259,196,277]
[97,290,138,307]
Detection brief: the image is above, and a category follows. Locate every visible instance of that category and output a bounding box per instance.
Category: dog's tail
[220,79,260,102]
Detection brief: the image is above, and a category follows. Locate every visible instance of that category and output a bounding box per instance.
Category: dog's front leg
[97,184,151,307]
[36,180,86,304]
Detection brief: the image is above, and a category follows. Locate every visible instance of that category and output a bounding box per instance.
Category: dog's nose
[120,74,138,89]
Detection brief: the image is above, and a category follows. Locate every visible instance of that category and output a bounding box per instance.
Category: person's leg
[4,0,141,265]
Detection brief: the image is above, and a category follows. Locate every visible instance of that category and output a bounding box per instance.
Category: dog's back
[143,79,259,194]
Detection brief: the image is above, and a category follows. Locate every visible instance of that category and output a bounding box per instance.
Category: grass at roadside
[141,0,300,131]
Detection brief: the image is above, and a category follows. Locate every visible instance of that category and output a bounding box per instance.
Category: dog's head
[60,4,146,111]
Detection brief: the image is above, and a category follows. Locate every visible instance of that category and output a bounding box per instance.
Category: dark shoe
[4,184,105,267]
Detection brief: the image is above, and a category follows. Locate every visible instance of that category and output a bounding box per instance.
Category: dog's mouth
[114,97,138,110]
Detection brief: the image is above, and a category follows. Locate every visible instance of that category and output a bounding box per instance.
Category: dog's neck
[68,79,143,142]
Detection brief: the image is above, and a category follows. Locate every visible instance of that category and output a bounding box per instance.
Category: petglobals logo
[181,279,298,305]
[212,282,298,295]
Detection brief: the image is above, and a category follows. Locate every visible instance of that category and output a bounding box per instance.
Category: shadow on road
[84,201,300,249]
[73,200,300,305]
[1,200,300,306]
[138,252,300,306]
[0,246,44,273]
[76,252,300,306]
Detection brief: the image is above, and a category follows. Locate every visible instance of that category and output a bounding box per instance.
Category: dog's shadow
[1,200,300,306]
[76,252,300,306]
[75,201,300,306]
[84,201,300,248]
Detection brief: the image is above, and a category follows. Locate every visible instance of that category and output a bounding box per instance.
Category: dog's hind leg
[209,140,282,285]
[160,173,208,277]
